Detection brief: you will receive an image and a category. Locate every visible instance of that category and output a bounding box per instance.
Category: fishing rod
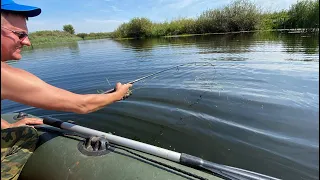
[103,62,214,94]
[43,116,281,180]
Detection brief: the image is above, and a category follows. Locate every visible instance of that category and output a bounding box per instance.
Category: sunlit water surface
[2,32,319,180]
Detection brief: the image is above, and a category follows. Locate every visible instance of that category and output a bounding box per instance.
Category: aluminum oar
[43,116,281,180]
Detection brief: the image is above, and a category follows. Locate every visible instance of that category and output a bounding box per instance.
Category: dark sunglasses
[1,26,28,40]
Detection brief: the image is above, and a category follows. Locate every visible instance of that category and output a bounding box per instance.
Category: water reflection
[281,33,319,55]
[2,31,319,180]
[113,32,319,57]
[23,41,80,52]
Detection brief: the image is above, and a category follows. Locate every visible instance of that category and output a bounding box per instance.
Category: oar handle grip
[180,153,203,167]
[43,116,64,128]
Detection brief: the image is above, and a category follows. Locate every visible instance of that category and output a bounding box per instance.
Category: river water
[1,32,319,180]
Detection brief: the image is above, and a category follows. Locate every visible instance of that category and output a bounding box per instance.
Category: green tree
[63,24,75,34]
[224,0,261,31]
[112,23,129,38]
[76,33,87,40]
[287,0,319,31]
[196,0,260,33]
[259,11,289,30]
[112,18,153,38]
[126,18,153,38]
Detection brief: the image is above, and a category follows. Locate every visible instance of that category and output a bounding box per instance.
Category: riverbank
[163,29,319,38]
[25,28,318,49]
[24,31,112,49]
[25,0,318,47]
[22,0,318,49]
[26,30,81,49]
[111,0,318,38]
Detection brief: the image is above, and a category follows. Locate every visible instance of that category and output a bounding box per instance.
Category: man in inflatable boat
[1,1,132,179]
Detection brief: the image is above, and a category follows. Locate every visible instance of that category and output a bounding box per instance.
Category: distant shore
[24,28,318,50]
[162,29,319,38]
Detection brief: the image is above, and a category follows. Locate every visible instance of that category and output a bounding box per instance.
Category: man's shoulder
[1,61,11,70]
[1,62,11,75]
[1,62,15,100]
[1,61,8,67]
[1,62,23,74]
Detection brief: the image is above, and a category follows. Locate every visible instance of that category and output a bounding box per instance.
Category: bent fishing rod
[42,116,281,180]
[103,62,214,94]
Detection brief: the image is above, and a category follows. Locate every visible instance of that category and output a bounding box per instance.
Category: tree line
[32,0,319,40]
[111,0,319,38]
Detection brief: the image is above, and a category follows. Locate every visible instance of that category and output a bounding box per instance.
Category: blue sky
[16,0,298,33]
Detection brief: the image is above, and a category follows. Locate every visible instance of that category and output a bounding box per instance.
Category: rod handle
[104,88,116,94]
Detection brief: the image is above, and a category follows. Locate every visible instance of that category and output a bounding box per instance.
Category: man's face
[1,14,31,61]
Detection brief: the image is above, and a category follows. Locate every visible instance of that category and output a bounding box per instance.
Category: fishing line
[97,61,227,150]
[98,61,216,93]
[99,62,220,118]
[105,78,112,86]
[120,62,219,144]
[98,61,223,119]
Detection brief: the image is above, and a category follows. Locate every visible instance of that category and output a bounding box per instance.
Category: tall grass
[76,32,112,40]
[286,0,319,31]
[258,11,289,30]
[112,0,261,38]
[113,18,153,38]
[27,0,319,43]
[112,0,319,38]
[28,30,81,45]
[197,0,260,33]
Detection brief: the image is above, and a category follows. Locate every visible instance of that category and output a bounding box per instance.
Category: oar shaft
[43,116,181,162]
[43,116,281,180]
[180,154,280,180]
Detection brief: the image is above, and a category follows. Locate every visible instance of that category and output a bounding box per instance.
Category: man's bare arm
[1,119,11,129]
[1,118,43,129]
[1,62,131,114]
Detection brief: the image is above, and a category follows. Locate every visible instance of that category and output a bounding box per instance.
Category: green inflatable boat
[1,113,281,180]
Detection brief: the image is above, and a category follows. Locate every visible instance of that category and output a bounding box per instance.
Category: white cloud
[84,18,125,24]
[166,0,200,9]
[110,5,123,12]
[27,20,47,26]
[27,18,127,33]
[27,20,66,32]
[100,9,110,13]
[77,19,127,33]
[26,0,299,33]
